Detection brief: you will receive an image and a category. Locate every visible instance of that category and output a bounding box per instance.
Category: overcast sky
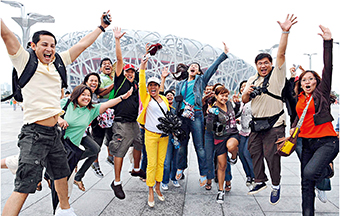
[1,0,339,93]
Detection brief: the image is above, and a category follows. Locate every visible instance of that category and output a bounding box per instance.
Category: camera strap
[151,96,167,117]
[252,68,282,101]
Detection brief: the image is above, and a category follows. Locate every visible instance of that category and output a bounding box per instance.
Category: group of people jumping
[1,11,339,216]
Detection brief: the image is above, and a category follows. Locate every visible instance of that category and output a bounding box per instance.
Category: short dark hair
[255,53,273,64]
[32,30,57,45]
[239,80,248,94]
[82,72,102,94]
[100,57,113,67]
[69,84,94,110]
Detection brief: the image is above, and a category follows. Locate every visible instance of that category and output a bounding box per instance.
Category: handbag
[276,96,313,156]
[181,81,195,121]
[151,96,186,142]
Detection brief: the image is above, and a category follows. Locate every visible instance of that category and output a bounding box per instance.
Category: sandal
[74,180,85,191]
[199,176,207,187]
[205,181,212,190]
[44,176,51,189]
[175,169,183,180]
[225,181,231,192]
[328,162,334,178]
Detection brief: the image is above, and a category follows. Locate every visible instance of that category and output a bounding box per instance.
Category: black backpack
[1,48,67,102]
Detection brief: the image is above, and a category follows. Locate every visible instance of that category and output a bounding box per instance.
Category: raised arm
[139,53,149,107]
[1,19,21,55]
[69,11,111,62]
[99,87,132,114]
[160,67,170,93]
[276,14,298,68]
[202,42,229,85]
[113,27,126,77]
[318,25,333,96]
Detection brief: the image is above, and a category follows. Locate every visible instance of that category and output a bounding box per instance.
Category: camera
[103,13,111,25]
[250,86,262,99]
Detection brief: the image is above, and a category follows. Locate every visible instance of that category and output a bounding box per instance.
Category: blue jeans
[177,110,208,176]
[238,135,254,178]
[204,130,232,181]
[140,128,147,172]
[75,135,101,181]
[301,136,339,216]
[162,134,178,184]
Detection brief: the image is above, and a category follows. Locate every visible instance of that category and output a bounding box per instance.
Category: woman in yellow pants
[137,51,170,208]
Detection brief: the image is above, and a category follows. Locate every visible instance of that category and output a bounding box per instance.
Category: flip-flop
[205,182,212,190]
[199,176,207,187]
[175,169,183,180]
[74,180,85,191]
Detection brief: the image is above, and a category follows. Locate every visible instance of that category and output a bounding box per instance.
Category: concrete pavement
[1,103,339,215]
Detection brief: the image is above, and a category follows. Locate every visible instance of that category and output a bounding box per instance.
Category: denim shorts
[214,133,240,156]
[14,123,70,194]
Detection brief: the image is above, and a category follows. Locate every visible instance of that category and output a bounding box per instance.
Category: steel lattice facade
[56,29,256,93]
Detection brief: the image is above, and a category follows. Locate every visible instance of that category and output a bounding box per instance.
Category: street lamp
[303,53,317,69]
[259,44,279,55]
[1,0,55,47]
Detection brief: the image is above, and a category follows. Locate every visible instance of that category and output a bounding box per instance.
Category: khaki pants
[248,124,285,186]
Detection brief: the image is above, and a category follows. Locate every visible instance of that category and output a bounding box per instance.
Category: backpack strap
[60,99,71,118]
[53,53,68,88]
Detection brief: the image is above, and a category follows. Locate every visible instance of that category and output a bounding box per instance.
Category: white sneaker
[172,180,180,188]
[316,187,327,203]
[55,207,77,216]
[161,182,169,190]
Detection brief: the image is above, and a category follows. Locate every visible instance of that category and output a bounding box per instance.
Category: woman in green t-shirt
[58,84,132,191]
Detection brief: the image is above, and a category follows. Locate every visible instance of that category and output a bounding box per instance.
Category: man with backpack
[242,14,298,205]
[1,11,111,216]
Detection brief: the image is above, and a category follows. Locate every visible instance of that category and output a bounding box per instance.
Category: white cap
[147,77,161,86]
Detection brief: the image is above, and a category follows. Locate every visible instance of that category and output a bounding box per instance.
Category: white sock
[134,168,140,172]
[272,185,280,190]
[114,181,121,186]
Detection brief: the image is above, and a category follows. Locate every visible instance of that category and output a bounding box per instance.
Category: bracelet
[282,31,290,34]
[98,25,105,32]
[120,96,124,101]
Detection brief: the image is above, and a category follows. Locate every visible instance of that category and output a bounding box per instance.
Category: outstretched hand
[122,87,133,100]
[318,25,332,40]
[113,27,126,39]
[277,14,298,32]
[161,67,170,79]
[223,42,229,54]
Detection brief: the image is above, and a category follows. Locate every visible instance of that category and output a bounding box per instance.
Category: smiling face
[240,82,247,94]
[31,35,56,64]
[85,75,99,93]
[124,69,135,82]
[166,92,174,104]
[300,72,317,95]
[147,82,160,97]
[101,60,113,76]
[77,89,92,107]
[188,63,200,78]
[256,57,273,77]
[215,92,229,105]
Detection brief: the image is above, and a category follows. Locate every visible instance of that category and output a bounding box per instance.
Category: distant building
[56,29,256,92]
[0,82,11,93]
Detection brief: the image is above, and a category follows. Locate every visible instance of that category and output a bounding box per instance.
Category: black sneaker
[216,190,225,204]
[248,182,267,195]
[269,186,281,205]
[110,181,125,199]
[131,169,146,179]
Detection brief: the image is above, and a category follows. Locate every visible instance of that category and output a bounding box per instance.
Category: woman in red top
[292,25,339,216]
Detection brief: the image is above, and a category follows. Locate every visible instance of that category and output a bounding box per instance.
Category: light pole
[303,53,317,70]
[1,0,55,47]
